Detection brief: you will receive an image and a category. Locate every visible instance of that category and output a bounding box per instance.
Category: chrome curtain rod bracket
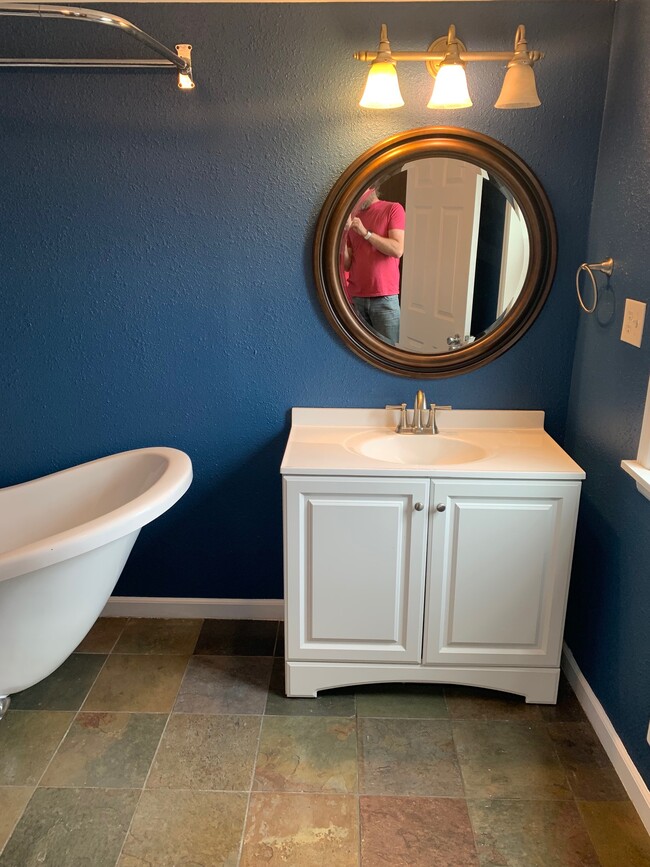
[0,3,194,87]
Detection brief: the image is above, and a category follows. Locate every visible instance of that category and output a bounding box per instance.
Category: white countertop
[281,408,585,480]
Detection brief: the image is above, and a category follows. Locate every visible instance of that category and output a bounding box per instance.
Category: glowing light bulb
[360,61,404,109]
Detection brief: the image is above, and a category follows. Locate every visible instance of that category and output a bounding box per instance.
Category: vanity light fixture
[495,26,540,109]
[355,23,544,110]
[426,25,472,109]
[359,24,404,109]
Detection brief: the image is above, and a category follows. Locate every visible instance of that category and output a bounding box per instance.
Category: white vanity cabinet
[283,473,581,704]
[281,408,585,704]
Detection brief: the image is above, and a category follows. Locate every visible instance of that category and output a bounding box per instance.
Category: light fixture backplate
[426,35,467,79]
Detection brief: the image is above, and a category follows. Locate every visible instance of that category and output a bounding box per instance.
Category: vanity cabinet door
[284,476,429,663]
[423,479,581,668]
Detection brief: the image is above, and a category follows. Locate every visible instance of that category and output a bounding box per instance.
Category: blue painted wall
[0,2,612,603]
[564,0,650,786]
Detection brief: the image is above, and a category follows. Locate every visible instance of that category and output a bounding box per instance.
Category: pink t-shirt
[346,200,406,298]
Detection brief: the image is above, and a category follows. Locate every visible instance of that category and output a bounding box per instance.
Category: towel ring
[576,257,614,313]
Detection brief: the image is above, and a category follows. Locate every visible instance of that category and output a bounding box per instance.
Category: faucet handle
[386,403,408,433]
[428,404,452,435]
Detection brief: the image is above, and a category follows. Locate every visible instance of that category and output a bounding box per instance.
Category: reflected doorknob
[414,502,424,511]
[436,503,446,512]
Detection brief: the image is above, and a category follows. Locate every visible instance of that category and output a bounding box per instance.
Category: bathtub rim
[0,446,192,583]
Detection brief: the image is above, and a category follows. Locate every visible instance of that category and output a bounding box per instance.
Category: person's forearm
[349,215,404,258]
[366,233,403,258]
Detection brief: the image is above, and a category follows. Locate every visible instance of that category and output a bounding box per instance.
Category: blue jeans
[351,295,400,346]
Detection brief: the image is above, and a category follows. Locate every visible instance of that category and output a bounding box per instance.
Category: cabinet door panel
[424,479,580,667]
[284,477,429,662]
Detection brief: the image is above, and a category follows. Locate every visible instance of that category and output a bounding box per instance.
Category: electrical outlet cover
[621,299,646,348]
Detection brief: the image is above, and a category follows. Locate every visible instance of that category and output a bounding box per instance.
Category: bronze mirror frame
[313,126,557,378]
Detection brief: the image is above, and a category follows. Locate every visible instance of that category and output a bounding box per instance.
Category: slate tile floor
[0,618,649,866]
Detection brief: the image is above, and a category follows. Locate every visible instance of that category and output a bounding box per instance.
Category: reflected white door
[399,158,483,353]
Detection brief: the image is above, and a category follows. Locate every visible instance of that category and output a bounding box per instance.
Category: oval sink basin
[345,432,487,466]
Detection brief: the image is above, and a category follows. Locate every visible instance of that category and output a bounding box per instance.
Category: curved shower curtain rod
[0,3,194,86]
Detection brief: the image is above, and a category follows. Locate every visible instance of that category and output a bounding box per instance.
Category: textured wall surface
[0,2,613,603]
[564,0,650,785]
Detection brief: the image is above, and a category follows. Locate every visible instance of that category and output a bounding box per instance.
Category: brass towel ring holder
[576,257,614,313]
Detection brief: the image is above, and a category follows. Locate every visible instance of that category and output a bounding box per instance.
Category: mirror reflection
[340,157,530,354]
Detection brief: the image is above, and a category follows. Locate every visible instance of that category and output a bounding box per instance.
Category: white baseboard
[101,596,284,620]
[562,643,650,834]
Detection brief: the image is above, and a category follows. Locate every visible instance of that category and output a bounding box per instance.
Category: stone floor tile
[358,717,463,797]
[114,618,203,655]
[3,617,645,867]
[0,712,73,786]
[117,789,248,867]
[360,795,479,866]
[578,800,650,867]
[175,655,273,714]
[254,715,357,793]
[75,617,128,653]
[539,676,588,723]
[0,788,33,852]
[265,660,356,717]
[82,654,188,713]
[547,721,628,800]
[0,787,139,867]
[356,682,447,719]
[453,721,573,800]
[444,686,543,722]
[147,713,261,791]
[468,798,600,866]
[194,619,278,656]
[9,654,106,711]
[41,712,166,789]
[240,792,358,867]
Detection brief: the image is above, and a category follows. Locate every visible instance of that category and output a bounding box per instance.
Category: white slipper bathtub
[0,447,192,718]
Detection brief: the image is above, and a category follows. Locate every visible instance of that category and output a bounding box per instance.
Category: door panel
[423,479,580,667]
[284,477,429,663]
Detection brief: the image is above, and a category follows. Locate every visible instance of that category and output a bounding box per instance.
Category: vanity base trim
[285,661,560,704]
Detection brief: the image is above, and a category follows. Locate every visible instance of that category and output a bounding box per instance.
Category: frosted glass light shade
[427,64,472,109]
[360,62,404,109]
[495,62,540,109]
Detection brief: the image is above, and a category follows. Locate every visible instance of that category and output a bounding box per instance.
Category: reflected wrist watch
[364,230,372,240]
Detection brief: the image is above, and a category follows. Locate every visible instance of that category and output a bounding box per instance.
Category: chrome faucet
[414,389,427,433]
[386,391,452,435]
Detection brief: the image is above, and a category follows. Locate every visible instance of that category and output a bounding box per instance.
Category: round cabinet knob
[436,503,446,512]
[414,502,424,511]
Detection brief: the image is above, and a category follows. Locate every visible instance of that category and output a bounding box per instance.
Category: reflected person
[343,186,405,346]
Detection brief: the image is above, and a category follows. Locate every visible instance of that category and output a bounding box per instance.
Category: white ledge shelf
[621,460,650,501]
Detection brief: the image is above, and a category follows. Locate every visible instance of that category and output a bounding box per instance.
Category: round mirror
[314,127,557,377]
